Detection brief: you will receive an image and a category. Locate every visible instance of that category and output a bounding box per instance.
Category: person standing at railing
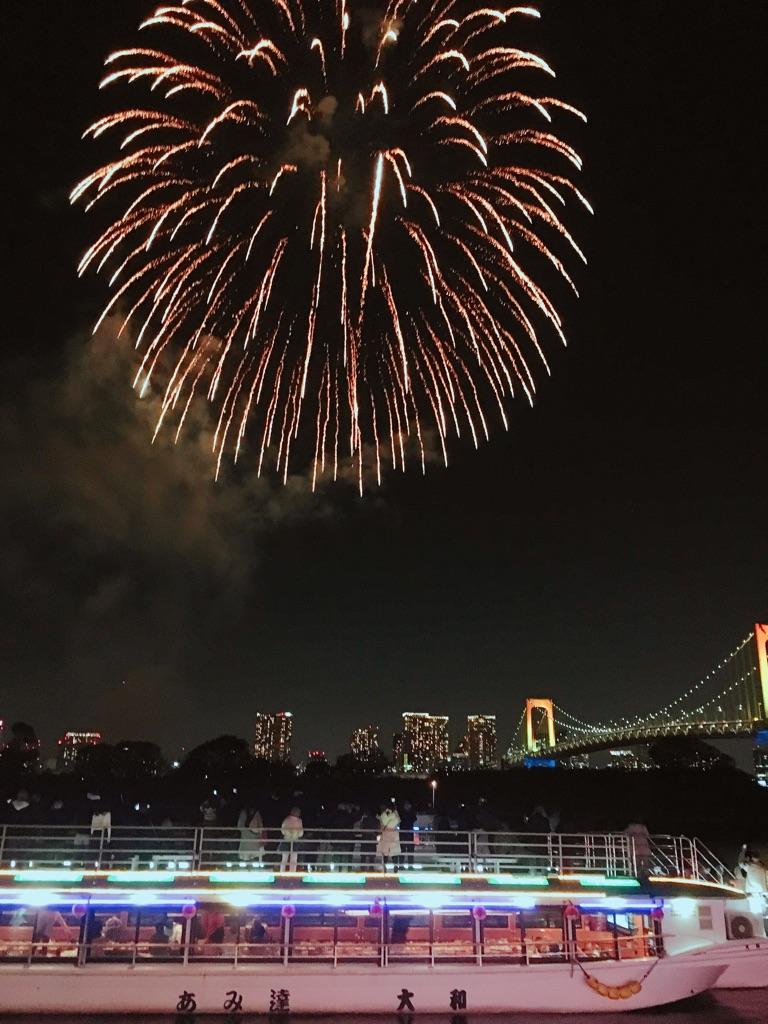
[398,801,417,869]
[737,845,768,894]
[355,808,379,870]
[199,797,219,826]
[524,806,551,872]
[237,808,266,865]
[280,807,304,872]
[377,804,400,870]
[625,819,652,879]
[331,803,356,870]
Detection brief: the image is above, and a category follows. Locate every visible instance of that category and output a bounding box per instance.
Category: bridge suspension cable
[549,629,763,750]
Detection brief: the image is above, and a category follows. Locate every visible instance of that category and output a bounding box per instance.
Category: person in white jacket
[280,808,304,872]
[377,805,401,869]
[738,845,768,894]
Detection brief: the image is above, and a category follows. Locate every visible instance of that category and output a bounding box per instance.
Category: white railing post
[692,839,704,880]
[183,918,192,966]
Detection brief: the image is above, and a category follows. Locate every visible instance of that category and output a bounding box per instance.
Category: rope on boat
[576,954,660,1001]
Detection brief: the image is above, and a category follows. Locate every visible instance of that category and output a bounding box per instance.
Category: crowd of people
[2,782,660,876]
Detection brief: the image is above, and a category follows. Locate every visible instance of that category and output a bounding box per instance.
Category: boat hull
[0,960,725,1015]
[678,941,768,989]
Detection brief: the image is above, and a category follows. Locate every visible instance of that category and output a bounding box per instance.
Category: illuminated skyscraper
[392,732,404,770]
[400,713,449,773]
[58,731,102,769]
[466,715,498,770]
[351,725,379,759]
[254,712,293,763]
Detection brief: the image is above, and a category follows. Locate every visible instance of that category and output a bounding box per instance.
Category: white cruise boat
[0,823,755,1013]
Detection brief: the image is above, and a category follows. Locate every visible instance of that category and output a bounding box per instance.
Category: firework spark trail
[73,0,589,492]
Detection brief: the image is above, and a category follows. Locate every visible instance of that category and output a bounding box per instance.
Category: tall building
[400,713,449,773]
[466,714,498,769]
[58,731,102,769]
[350,725,379,759]
[392,732,404,770]
[253,712,293,762]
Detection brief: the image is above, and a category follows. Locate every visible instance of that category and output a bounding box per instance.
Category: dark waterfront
[2,992,768,1024]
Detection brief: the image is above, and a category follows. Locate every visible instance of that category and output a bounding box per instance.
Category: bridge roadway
[508,718,766,763]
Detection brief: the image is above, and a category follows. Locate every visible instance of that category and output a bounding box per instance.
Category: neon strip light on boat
[398,873,462,885]
[0,885,616,908]
[554,875,641,888]
[13,870,85,883]
[302,873,367,885]
[106,872,176,883]
[208,872,275,884]
[648,877,741,894]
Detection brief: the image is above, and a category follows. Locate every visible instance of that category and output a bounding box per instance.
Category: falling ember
[73,0,590,490]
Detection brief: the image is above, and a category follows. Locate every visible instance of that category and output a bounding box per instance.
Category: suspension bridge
[505,623,768,763]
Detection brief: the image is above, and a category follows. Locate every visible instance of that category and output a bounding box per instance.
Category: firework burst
[73,0,591,492]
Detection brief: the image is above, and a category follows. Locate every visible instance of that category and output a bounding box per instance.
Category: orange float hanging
[585,975,642,1000]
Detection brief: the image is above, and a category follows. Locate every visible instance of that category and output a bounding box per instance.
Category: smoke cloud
[0,319,342,747]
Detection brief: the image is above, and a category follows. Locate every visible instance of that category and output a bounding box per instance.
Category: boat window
[483,913,511,928]
[520,907,563,930]
[433,912,475,956]
[0,906,77,962]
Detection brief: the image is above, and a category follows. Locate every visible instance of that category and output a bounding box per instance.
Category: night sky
[2,1,766,762]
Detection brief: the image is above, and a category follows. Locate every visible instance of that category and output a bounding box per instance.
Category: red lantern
[369,900,383,917]
[650,906,664,921]
[281,904,296,919]
[181,903,197,918]
[472,905,487,921]
[564,903,580,922]
[71,904,87,918]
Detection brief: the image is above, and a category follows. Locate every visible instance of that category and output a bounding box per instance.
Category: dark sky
[2,1,766,762]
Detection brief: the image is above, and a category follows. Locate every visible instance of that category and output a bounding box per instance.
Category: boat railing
[0,824,728,883]
[646,834,734,886]
[0,933,660,968]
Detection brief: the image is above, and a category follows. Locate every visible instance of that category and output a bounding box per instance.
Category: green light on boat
[209,872,275,884]
[302,873,366,885]
[488,875,548,887]
[398,873,461,885]
[14,870,85,883]
[106,871,176,883]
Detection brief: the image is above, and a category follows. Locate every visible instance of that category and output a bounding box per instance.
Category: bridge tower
[525,698,557,753]
[755,624,768,721]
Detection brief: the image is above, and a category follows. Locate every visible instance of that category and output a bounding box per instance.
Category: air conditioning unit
[725,908,765,941]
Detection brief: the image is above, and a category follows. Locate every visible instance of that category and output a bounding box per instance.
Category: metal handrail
[0,825,728,882]
[0,933,660,968]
